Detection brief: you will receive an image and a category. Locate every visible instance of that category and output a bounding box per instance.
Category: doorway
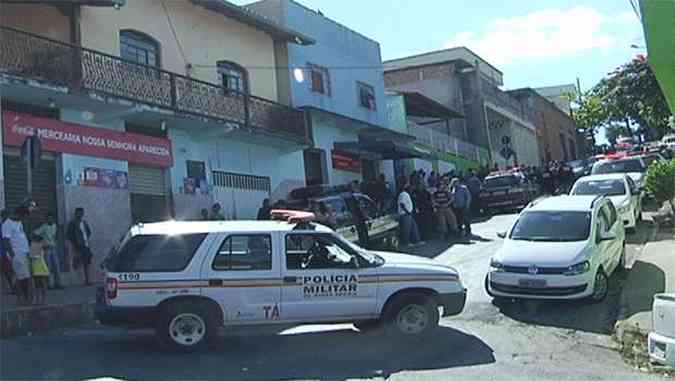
[303,149,327,186]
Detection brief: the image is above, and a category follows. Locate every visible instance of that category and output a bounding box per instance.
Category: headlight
[563,261,590,276]
[490,259,505,272]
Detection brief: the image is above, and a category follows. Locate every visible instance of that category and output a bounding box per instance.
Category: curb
[0,302,95,338]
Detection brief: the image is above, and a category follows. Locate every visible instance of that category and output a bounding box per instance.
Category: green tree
[592,55,672,140]
[645,160,675,215]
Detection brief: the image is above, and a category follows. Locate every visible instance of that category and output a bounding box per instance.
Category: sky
[233,0,646,92]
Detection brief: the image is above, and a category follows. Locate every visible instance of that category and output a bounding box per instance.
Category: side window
[285,234,357,270]
[212,235,272,271]
[324,198,354,226]
[626,177,637,194]
[597,207,610,236]
[109,234,207,272]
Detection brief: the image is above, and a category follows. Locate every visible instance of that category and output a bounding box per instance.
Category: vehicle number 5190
[119,273,140,281]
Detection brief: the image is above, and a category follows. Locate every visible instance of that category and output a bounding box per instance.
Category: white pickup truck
[96,211,466,352]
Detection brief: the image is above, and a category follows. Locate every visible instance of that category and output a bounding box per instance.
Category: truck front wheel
[384,293,439,338]
[157,301,217,352]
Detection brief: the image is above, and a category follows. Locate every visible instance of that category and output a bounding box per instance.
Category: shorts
[12,255,31,280]
[75,247,93,267]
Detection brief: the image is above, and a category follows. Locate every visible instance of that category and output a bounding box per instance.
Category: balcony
[0,26,307,143]
[407,120,489,164]
[481,79,536,126]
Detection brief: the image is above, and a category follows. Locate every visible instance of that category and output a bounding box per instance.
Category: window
[186,160,207,189]
[321,197,354,227]
[357,82,376,110]
[107,234,207,272]
[308,63,331,96]
[592,159,646,174]
[213,235,272,271]
[484,175,520,188]
[626,177,637,194]
[510,211,591,242]
[285,233,359,270]
[120,30,160,67]
[572,179,626,197]
[212,171,271,192]
[605,203,618,227]
[597,208,611,234]
[217,61,248,94]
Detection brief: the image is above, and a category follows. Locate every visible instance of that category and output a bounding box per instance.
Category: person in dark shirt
[257,199,271,220]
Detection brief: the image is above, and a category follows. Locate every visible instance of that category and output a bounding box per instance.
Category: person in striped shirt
[432,177,458,239]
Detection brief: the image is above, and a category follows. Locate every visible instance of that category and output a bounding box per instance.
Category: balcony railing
[0,26,306,141]
[481,79,536,126]
[407,120,488,164]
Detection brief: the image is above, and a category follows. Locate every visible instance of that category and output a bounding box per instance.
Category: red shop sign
[2,111,173,168]
[331,150,361,173]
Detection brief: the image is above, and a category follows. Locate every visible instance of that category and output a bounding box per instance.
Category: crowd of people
[1,202,95,306]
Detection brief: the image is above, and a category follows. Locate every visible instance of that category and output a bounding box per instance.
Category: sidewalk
[0,284,97,338]
[614,202,675,372]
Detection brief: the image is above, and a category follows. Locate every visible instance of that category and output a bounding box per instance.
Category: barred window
[212,171,271,192]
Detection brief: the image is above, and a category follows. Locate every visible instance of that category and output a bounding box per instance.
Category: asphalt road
[0,212,661,381]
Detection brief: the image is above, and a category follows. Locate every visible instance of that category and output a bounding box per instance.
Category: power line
[628,0,641,20]
[161,0,189,67]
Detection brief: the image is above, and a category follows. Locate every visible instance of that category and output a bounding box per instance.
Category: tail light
[106,277,118,300]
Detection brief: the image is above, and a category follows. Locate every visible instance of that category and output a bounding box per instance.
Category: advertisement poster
[331,150,362,173]
[83,167,128,190]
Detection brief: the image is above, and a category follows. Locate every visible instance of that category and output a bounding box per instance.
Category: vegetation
[645,159,675,215]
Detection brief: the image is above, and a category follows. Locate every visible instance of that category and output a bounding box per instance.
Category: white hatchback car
[486,196,626,303]
[570,174,642,230]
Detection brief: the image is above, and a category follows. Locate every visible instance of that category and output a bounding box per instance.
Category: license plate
[519,279,546,288]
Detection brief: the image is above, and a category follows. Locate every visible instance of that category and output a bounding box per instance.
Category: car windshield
[484,176,520,188]
[572,179,626,196]
[510,211,592,242]
[592,159,646,174]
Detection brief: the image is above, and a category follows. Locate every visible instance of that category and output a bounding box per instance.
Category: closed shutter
[3,154,57,233]
[128,165,166,196]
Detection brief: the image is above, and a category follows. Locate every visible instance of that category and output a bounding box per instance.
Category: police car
[96,211,466,352]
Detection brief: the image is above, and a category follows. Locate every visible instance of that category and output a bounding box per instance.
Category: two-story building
[0,0,313,273]
[384,48,541,169]
[246,0,426,188]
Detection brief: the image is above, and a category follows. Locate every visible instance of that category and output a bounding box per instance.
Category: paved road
[0,213,660,381]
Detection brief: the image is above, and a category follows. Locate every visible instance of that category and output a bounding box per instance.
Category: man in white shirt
[2,206,32,305]
[397,182,422,246]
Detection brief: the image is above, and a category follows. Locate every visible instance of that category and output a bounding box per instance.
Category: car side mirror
[497,231,507,239]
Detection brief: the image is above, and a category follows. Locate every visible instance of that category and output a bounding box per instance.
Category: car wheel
[588,268,609,304]
[384,293,439,338]
[157,302,217,352]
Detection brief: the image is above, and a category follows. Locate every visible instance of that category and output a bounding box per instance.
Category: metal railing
[407,120,488,163]
[0,26,307,141]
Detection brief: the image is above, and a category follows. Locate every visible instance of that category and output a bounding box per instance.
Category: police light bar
[270,209,316,223]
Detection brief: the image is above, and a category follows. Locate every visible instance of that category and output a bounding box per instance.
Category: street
[0,213,661,381]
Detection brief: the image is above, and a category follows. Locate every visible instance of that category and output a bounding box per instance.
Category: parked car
[486,195,626,303]
[96,214,467,351]
[566,159,591,180]
[570,174,643,231]
[286,185,399,249]
[479,172,538,214]
[649,293,675,367]
[590,156,649,188]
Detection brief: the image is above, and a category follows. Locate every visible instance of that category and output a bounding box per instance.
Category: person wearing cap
[2,206,32,304]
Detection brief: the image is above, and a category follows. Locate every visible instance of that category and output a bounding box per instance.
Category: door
[596,204,622,272]
[201,233,281,323]
[281,232,378,321]
[303,149,327,186]
[128,164,169,223]
[211,171,271,220]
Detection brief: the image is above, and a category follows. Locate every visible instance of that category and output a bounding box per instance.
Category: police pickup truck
[286,185,399,250]
[96,211,466,352]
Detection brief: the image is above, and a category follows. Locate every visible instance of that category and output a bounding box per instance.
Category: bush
[645,159,675,214]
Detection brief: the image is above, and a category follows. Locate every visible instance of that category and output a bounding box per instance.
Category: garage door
[211,171,270,220]
[128,164,169,223]
[3,154,57,233]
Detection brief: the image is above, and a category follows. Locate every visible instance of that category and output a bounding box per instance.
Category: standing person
[33,212,63,289]
[397,182,422,246]
[210,203,226,220]
[373,174,389,211]
[466,170,482,213]
[427,171,438,189]
[257,199,271,220]
[432,177,458,240]
[2,206,32,305]
[67,207,93,286]
[29,237,50,305]
[412,182,434,240]
[345,196,369,248]
[0,209,16,294]
[451,178,473,238]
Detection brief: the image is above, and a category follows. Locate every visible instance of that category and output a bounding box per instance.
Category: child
[29,238,50,305]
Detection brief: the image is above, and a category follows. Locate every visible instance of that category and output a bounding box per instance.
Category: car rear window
[108,233,207,272]
[484,176,520,188]
[572,179,626,196]
[592,159,645,174]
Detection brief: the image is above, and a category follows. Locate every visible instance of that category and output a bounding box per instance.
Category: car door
[201,232,282,324]
[281,232,378,321]
[600,203,623,272]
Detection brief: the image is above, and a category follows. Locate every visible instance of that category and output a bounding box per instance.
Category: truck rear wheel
[157,301,217,352]
[384,293,439,338]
